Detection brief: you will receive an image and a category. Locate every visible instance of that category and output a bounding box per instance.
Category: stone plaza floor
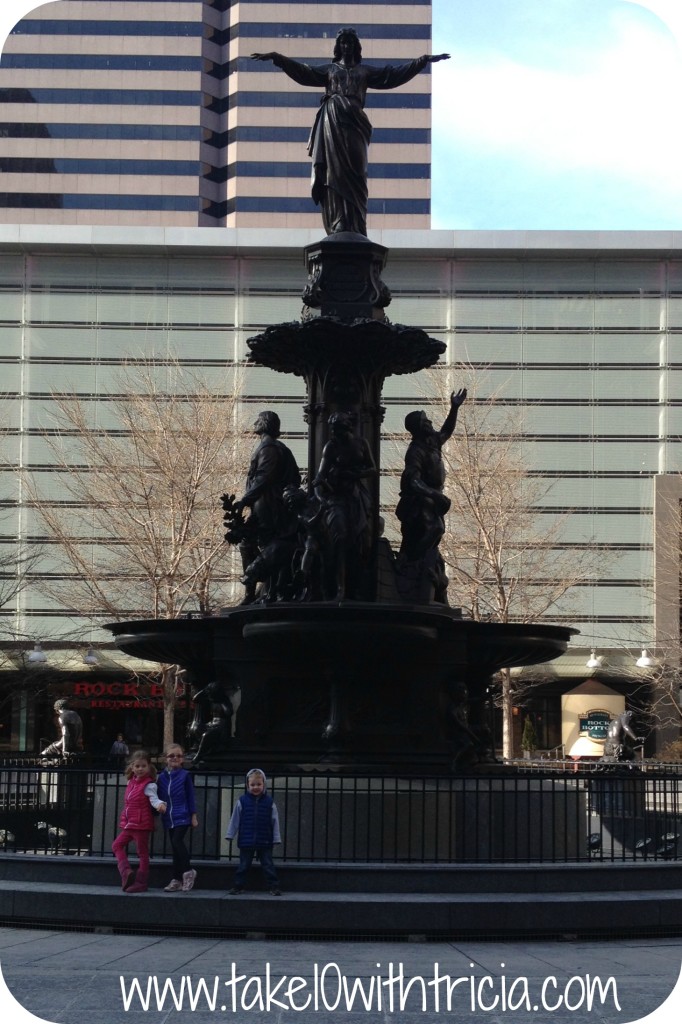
[0,925,680,1024]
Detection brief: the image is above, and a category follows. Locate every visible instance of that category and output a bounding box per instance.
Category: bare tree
[420,365,606,758]
[22,360,250,750]
[0,403,42,640]
[635,472,682,755]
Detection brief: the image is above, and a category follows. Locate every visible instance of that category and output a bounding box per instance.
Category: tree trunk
[500,667,514,759]
[161,666,178,753]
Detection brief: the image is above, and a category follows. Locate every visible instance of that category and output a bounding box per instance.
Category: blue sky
[431,0,682,229]
[2,1,682,230]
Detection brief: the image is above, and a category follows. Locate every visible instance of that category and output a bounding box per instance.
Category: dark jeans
[233,846,279,889]
[168,825,191,878]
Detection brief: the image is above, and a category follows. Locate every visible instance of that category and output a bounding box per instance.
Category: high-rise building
[1,224,680,755]
[0,0,434,229]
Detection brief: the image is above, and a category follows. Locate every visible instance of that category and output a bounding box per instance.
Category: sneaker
[182,868,197,892]
[269,888,282,896]
[121,869,136,891]
[164,879,183,892]
[227,887,244,895]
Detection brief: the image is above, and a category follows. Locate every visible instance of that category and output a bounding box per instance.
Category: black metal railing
[0,762,680,864]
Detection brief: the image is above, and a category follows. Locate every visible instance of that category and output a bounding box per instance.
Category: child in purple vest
[226,768,282,895]
[157,743,199,892]
[112,749,166,893]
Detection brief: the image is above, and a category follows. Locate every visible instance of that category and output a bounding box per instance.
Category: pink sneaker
[164,879,183,892]
[182,869,197,892]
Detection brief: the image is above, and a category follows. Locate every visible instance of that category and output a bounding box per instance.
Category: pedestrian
[112,749,166,893]
[109,732,129,766]
[156,743,199,892]
[226,768,282,895]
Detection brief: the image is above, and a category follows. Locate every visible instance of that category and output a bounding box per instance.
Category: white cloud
[433,10,682,197]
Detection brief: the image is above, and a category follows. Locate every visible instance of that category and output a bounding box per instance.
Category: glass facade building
[1,225,681,753]
[1,225,681,640]
[0,0,434,228]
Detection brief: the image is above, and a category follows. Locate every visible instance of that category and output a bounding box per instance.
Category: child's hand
[191,814,199,828]
[157,802,167,814]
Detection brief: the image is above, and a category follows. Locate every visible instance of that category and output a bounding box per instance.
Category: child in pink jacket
[112,749,166,893]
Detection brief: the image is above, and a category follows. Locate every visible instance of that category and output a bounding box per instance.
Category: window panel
[592,443,660,473]
[533,512,651,545]
[521,370,592,400]
[167,294,235,326]
[96,292,169,325]
[27,292,97,324]
[594,334,661,363]
[521,335,591,363]
[386,260,451,292]
[241,365,305,399]
[0,292,25,322]
[453,297,523,329]
[523,296,593,330]
[240,260,307,290]
[592,406,660,435]
[453,261,524,290]
[29,257,103,287]
[0,327,21,356]
[387,295,448,328]
[240,294,305,326]
[592,369,660,400]
[593,296,661,330]
[551,586,650,618]
[452,334,523,364]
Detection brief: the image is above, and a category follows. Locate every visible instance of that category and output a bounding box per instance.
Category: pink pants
[112,828,151,885]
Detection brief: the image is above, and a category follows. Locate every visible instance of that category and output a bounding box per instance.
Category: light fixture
[27,642,47,664]
[83,648,99,666]
[586,651,603,669]
[636,649,655,669]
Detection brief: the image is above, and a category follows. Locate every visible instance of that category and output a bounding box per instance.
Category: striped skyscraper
[0,0,434,228]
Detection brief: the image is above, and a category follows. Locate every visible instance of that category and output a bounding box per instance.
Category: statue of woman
[252,29,449,236]
[313,412,376,600]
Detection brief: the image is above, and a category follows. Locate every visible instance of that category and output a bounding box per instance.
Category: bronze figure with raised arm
[252,29,449,236]
[396,388,467,603]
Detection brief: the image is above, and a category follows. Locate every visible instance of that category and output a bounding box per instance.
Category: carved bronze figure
[313,411,376,600]
[252,29,449,236]
[227,410,301,603]
[396,388,467,603]
[41,699,83,758]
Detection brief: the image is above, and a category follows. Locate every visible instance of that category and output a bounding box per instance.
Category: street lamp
[27,642,47,664]
[636,649,656,669]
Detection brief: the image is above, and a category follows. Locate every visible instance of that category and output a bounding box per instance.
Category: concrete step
[1,854,681,893]
[0,856,681,938]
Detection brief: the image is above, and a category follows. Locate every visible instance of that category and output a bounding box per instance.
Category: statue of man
[235,410,301,602]
[252,29,449,236]
[41,699,83,757]
[396,389,467,603]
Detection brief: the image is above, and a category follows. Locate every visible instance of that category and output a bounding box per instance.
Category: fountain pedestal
[108,233,576,773]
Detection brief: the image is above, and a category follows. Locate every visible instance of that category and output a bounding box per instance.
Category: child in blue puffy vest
[226,768,282,895]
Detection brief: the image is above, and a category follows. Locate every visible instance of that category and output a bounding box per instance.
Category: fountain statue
[108,29,574,773]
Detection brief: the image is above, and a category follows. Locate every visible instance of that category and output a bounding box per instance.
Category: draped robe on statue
[269,54,431,236]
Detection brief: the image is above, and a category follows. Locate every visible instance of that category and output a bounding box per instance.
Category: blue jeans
[233,846,279,888]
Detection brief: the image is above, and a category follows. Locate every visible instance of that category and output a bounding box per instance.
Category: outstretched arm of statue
[424,54,451,63]
[438,387,467,443]
[251,51,326,89]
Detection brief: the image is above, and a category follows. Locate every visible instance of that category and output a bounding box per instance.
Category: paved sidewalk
[0,926,680,1024]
